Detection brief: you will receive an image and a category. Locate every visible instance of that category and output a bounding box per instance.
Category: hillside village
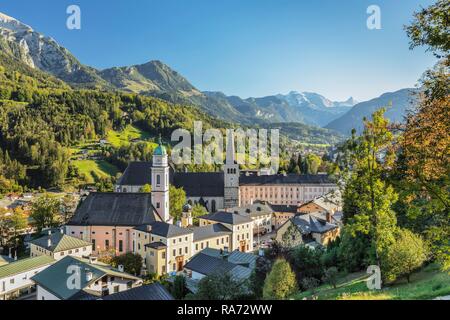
[0,136,347,300]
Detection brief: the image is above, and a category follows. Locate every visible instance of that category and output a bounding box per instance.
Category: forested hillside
[0,52,224,192]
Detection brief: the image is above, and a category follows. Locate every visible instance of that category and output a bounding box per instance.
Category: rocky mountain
[0,11,413,137]
[203,91,355,126]
[325,88,418,135]
[0,12,110,88]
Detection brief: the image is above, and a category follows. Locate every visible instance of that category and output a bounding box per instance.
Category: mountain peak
[0,12,32,32]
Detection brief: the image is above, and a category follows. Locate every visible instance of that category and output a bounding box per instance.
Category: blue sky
[1,0,437,101]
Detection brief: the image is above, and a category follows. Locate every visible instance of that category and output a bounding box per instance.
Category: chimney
[326,211,332,223]
[146,225,152,233]
[89,256,97,264]
[47,237,52,248]
[118,265,124,272]
[60,227,64,234]
[86,271,93,282]
[47,230,52,236]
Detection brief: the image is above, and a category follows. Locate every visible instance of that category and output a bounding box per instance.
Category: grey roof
[201,248,258,269]
[184,251,253,280]
[199,211,253,225]
[270,204,298,213]
[31,256,140,300]
[68,193,160,227]
[292,214,338,234]
[117,162,153,186]
[30,231,92,253]
[116,162,178,187]
[101,283,174,300]
[240,173,335,186]
[0,255,14,266]
[145,242,167,249]
[173,172,224,197]
[228,202,273,218]
[190,224,232,241]
[135,221,192,238]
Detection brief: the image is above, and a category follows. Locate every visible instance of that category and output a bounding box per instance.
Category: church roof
[199,211,253,225]
[153,137,167,156]
[173,172,224,197]
[117,162,153,186]
[239,173,335,186]
[68,193,160,226]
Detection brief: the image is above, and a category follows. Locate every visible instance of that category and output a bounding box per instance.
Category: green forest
[0,52,225,192]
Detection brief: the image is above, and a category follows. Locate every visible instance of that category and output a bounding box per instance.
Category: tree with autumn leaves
[340,0,449,280]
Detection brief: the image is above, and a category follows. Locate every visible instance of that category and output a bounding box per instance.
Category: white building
[29,229,93,260]
[32,256,142,300]
[0,255,55,300]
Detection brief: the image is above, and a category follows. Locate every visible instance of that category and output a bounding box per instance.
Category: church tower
[151,137,171,223]
[224,130,240,208]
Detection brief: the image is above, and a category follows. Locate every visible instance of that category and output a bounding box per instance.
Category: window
[157,175,161,185]
[179,248,182,255]
[173,263,176,271]
[162,252,166,259]
[10,278,14,284]
[173,249,176,257]
[60,252,65,257]
[185,247,188,254]
[75,249,79,253]
[195,244,198,251]
[216,239,219,245]
[156,202,160,209]
[138,243,141,250]
[119,240,123,252]
[114,285,120,293]
[105,240,110,249]
[92,239,96,250]
[69,250,73,254]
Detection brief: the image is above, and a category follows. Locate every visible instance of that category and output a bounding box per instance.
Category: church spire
[226,129,235,165]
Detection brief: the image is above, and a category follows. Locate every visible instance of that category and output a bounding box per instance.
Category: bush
[322,267,339,289]
[383,229,428,283]
[263,259,297,300]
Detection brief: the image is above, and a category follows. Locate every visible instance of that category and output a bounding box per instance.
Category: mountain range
[0,11,417,135]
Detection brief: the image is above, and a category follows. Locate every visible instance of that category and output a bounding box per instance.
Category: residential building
[226,201,273,235]
[0,255,55,300]
[270,204,299,230]
[29,229,92,260]
[134,221,193,275]
[275,214,340,247]
[183,248,256,282]
[198,211,254,252]
[240,173,338,206]
[31,256,142,300]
